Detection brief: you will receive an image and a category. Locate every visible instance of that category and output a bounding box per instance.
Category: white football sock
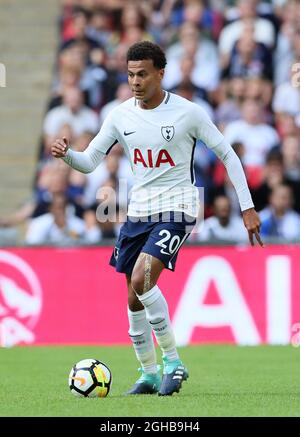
[137,286,179,362]
[127,307,157,374]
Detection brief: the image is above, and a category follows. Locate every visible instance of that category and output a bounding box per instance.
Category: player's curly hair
[127,41,167,70]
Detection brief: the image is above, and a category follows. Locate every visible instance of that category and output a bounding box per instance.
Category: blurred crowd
[1,0,300,245]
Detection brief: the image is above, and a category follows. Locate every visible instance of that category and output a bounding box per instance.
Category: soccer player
[51,41,263,396]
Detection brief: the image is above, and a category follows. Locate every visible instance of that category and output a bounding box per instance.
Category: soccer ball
[68,358,112,398]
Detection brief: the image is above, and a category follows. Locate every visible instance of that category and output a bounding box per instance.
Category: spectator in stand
[285,28,300,84]
[142,0,176,45]
[60,8,100,52]
[84,175,127,239]
[216,77,273,133]
[99,82,132,125]
[272,79,300,122]
[275,112,299,140]
[274,0,300,86]
[251,149,300,213]
[223,20,273,81]
[168,54,210,103]
[49,65,82,111]
[244,77,273,117]
[121,26,148,47]
[86,8,113,48]
[54,43,86,97]
[43,87,99,146]
[168,0,224,41]
[105,43,130,90]
[58,42,86,73]
[33,154,89,220]
[214,77,244,132]
[0,161,69,228]
[226,76,246,107]
[272,46,300,129]
[281,135,300,182]
[224,98,280,167]
[34,160,69,206]
[81,47,109,110]
[197,195,247,243]
[219,0,275,68]
[34,158,87,219]
[259,184,300,240]
[117,2,153,46]
[163,22,220,92]
[25,192,100,246]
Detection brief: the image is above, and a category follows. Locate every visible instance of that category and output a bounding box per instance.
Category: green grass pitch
[0,345,299,417]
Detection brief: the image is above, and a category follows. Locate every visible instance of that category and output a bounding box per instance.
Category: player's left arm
[212,141,264,247]
[193,105,264,247]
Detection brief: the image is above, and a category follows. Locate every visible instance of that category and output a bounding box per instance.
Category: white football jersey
[88,92,224,217]
[64,91,254,216]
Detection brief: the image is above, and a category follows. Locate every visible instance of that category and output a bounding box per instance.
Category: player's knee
[128,291,143,311]
[130,272,145,295]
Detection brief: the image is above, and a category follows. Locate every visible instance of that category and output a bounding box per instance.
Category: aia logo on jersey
[161,126,175,142]
[133,149,175,168]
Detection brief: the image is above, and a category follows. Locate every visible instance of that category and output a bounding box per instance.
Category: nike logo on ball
[71,376,86,386]
[124,131,136,136]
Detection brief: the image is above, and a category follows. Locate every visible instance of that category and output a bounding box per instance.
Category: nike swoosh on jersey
[124,130,136,136]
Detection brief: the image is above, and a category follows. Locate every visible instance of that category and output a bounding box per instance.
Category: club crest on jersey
[161,126,175,142]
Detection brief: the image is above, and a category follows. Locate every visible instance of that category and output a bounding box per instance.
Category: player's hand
[242,208,264,247]
[51,137,69,158]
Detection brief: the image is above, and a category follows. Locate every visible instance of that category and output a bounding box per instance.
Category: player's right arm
[51,112,118,173]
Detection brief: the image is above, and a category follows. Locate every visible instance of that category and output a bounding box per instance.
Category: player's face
[127,60,164,102]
